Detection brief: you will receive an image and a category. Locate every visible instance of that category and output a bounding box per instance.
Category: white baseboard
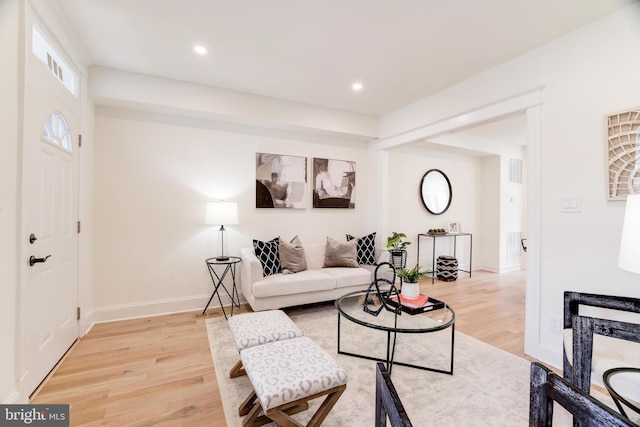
[475,264,524,274]
[3,390,20,404]
[89,294,236,325]
[79,315,94,337]
[525,334,562,370]
[477,264,499,273]
[499,265,525,273]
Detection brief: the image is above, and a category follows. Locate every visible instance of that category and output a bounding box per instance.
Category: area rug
[205,304,609,426]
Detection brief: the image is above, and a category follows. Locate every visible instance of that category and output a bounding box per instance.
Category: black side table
[203,256,241,319]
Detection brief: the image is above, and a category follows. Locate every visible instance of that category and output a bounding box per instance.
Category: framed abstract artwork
[607,109,640,200]
[312,158,355,208]
[255,153,307,208]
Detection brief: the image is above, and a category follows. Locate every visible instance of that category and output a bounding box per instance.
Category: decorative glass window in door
[42,112,72,152]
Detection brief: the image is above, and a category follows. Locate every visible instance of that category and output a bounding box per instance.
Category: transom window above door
[32,25,78,96]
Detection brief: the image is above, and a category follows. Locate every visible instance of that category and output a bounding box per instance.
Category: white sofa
[240,243,390,311]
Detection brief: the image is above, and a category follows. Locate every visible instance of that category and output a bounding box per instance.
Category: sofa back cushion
[304,243,327,270]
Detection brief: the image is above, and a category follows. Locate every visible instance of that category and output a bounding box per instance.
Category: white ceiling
[51,0,636,116]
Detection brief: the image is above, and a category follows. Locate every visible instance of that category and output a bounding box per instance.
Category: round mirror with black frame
[420,169,452,215]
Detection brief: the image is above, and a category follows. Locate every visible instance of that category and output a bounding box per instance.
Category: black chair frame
[375,362,413,427]
[530,362,638,426]
[563,291,640,393]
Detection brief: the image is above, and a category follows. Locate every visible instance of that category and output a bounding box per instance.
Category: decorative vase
[401,281,420,299]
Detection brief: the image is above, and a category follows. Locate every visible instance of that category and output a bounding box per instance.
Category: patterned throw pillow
[346,232,377,265]
[253,237,281,276]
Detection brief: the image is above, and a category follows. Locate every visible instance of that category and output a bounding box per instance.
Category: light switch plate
[561,196,582,213]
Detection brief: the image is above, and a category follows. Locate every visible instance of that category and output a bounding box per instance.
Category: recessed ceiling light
[352,82,363,91]
[194,45,207,55]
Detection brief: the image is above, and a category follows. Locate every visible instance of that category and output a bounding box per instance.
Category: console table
[417,233,472,283]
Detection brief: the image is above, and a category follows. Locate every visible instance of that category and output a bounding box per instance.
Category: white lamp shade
[618,193,640,274]
[205,202,239,226]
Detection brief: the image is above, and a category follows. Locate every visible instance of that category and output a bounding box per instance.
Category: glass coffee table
[335,290,456,375]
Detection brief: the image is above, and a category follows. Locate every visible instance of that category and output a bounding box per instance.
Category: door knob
[29,255,51,266]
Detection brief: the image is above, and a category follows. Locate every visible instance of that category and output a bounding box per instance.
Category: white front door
[19,69,80,397]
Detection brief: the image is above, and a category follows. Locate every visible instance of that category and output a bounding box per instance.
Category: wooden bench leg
[239,390,258,416]
[242,399,269,427]
[242,398,309,427]
[264,385,347,427]
[307,385,346,427]
[229,359,247,378]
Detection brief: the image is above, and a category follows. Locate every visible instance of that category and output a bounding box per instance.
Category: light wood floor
[31,269,531,426]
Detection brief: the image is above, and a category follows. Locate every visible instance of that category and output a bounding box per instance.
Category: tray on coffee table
[387,295,445,315]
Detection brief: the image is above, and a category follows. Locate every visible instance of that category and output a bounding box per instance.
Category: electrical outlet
[549,316,561,334]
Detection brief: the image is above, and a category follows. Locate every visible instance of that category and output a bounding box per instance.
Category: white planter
[401,281,420,299]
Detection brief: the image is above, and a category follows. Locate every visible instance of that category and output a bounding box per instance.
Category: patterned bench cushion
[228,310,302,352]
[241,336,348,410]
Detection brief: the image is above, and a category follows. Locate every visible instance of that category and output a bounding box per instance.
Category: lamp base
[217,225,229,261]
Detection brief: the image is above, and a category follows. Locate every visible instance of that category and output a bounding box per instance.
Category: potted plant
[397,264,431,299]
[386,232,410,269]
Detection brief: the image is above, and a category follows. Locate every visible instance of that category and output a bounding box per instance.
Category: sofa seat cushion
[252,270,336,298]
[320,267,372,289]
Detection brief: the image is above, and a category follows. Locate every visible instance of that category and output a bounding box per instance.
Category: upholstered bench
[239,336,348,427]
[227,310,303,378]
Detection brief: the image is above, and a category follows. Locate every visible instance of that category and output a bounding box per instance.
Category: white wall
[0,0,21,404]
[380,3,640,366]
[92,108,372,320]
[387,148,481,272]
[481,156,501,271]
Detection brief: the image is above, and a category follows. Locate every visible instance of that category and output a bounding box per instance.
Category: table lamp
[205,201,239,261]
[618,193,640,274]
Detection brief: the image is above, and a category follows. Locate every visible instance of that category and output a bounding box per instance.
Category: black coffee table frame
[336,290,456,375]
